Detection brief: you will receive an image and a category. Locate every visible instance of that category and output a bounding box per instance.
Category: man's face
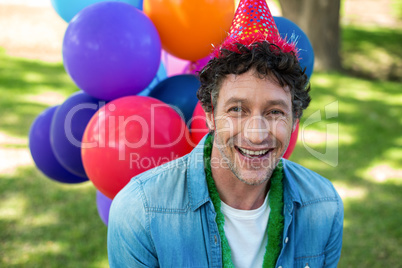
[205,69,296,185]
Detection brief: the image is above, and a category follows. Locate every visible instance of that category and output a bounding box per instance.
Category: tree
[278,0,342,71]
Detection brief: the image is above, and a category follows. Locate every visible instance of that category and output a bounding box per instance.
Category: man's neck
[210,147,270,210]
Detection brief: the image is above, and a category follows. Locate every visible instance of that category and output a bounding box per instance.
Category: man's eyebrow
[224,97,249,105]
[224,97,290,110]
[265,99,290,110]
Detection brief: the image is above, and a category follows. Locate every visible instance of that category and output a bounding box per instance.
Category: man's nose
[243,116,269,145]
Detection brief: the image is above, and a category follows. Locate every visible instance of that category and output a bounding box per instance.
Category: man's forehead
[220,72,291,98]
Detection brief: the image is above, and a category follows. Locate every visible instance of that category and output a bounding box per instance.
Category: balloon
[190,102,209,146]
[82,96,192,199]
[29,106,88,183]
[274,16,315,79]
[148,75,200,124]
[144,0,234,61]
[189,102,299,158]
[63,2,161,101]
[283,122,299,159]
[51,0,143,23]
[161,50,190,77]
[50,91,105,177]
[96,190,112,226]
[137,63,167,97]
[183,55,212,75]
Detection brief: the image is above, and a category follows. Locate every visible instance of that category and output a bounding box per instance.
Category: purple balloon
[50,91,105,178]
[96,190,112,226]
[63,2,161,101]
[29,106,88,183]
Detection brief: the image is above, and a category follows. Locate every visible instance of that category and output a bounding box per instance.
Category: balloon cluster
[29,0,314,226]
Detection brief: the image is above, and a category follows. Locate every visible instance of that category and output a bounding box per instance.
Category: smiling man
[108,0,343,267]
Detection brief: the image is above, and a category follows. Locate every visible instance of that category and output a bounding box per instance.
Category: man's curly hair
[197,41,311,119]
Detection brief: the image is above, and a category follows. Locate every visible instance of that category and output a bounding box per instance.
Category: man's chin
[234,169,274,186]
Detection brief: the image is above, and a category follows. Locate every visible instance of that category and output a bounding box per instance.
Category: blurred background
[0,0,401,267]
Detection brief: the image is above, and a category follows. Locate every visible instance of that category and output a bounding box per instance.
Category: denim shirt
[108,137,343,268]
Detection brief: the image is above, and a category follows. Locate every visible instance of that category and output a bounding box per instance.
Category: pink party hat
[215,0,297,57]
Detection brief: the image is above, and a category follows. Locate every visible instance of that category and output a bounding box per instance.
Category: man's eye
[229,107,242,112]
[270,110,285,115]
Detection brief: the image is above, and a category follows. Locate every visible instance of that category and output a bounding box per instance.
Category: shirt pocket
[294,254,325,268]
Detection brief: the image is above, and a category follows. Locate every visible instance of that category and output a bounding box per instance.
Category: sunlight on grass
[23,91,67,106]
[28,212,60,227]
[333,181,367,200]
[5,241,64,267]
[0,147,32,174]
[22,71,48,83]
[0,131,27,146]
[364,164,402,184]
[0,194,26,220]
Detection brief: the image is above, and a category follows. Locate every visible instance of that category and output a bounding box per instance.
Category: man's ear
[204,111,215,131]
[292,118,299,132]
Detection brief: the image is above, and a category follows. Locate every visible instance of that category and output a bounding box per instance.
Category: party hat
[215,0,297,56]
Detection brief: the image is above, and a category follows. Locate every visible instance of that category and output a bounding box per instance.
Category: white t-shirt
[221,192,270,268]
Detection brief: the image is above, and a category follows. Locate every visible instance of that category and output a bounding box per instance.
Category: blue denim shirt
[108,136,343,267]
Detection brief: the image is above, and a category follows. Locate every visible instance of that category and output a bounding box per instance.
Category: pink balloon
[183,55,212,74]
[161,50,189,77]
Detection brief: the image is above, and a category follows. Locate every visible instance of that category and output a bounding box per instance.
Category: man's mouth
[235,146,273,158]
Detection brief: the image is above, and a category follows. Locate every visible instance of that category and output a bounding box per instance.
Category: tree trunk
[278,0,342,71]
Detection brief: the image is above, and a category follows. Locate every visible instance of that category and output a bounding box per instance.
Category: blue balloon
[51,0,143,23]
[63,1,161,101]
[274,16,315,79]
[96,190,112,226]
[148,75,200,124]
[50,91,105,178]
[29,106,88,183]
[138,63,168,97]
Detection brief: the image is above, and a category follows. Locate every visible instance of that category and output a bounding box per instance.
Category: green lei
[203,134,284,268]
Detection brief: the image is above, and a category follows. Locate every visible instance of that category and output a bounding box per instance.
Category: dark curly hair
[197,41,311,120]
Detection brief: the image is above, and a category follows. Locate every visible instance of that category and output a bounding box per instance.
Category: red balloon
[190,102,209,146]
[283,123,299,159]
[82,96,192,199]
[190,102,299,158]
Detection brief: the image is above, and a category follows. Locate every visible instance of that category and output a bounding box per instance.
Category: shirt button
[285,237,289,243]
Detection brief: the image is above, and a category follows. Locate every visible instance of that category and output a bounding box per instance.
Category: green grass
[342,25,402,81]
[1,24,402,267]
[290,72,402,267]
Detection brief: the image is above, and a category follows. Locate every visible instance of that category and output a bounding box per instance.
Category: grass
[341,25,402,81]
[1,24,402,267]
[290,72,402,267]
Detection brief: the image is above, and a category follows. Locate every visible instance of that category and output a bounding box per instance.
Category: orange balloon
[144,0,234,61]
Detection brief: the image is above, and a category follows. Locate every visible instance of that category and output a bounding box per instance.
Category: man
[108,0,343,267]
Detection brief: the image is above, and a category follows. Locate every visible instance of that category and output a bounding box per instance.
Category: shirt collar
[282,158,302,204]
[187,134,211,211]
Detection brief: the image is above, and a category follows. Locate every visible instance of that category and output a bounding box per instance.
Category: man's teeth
[238,147,269,156]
